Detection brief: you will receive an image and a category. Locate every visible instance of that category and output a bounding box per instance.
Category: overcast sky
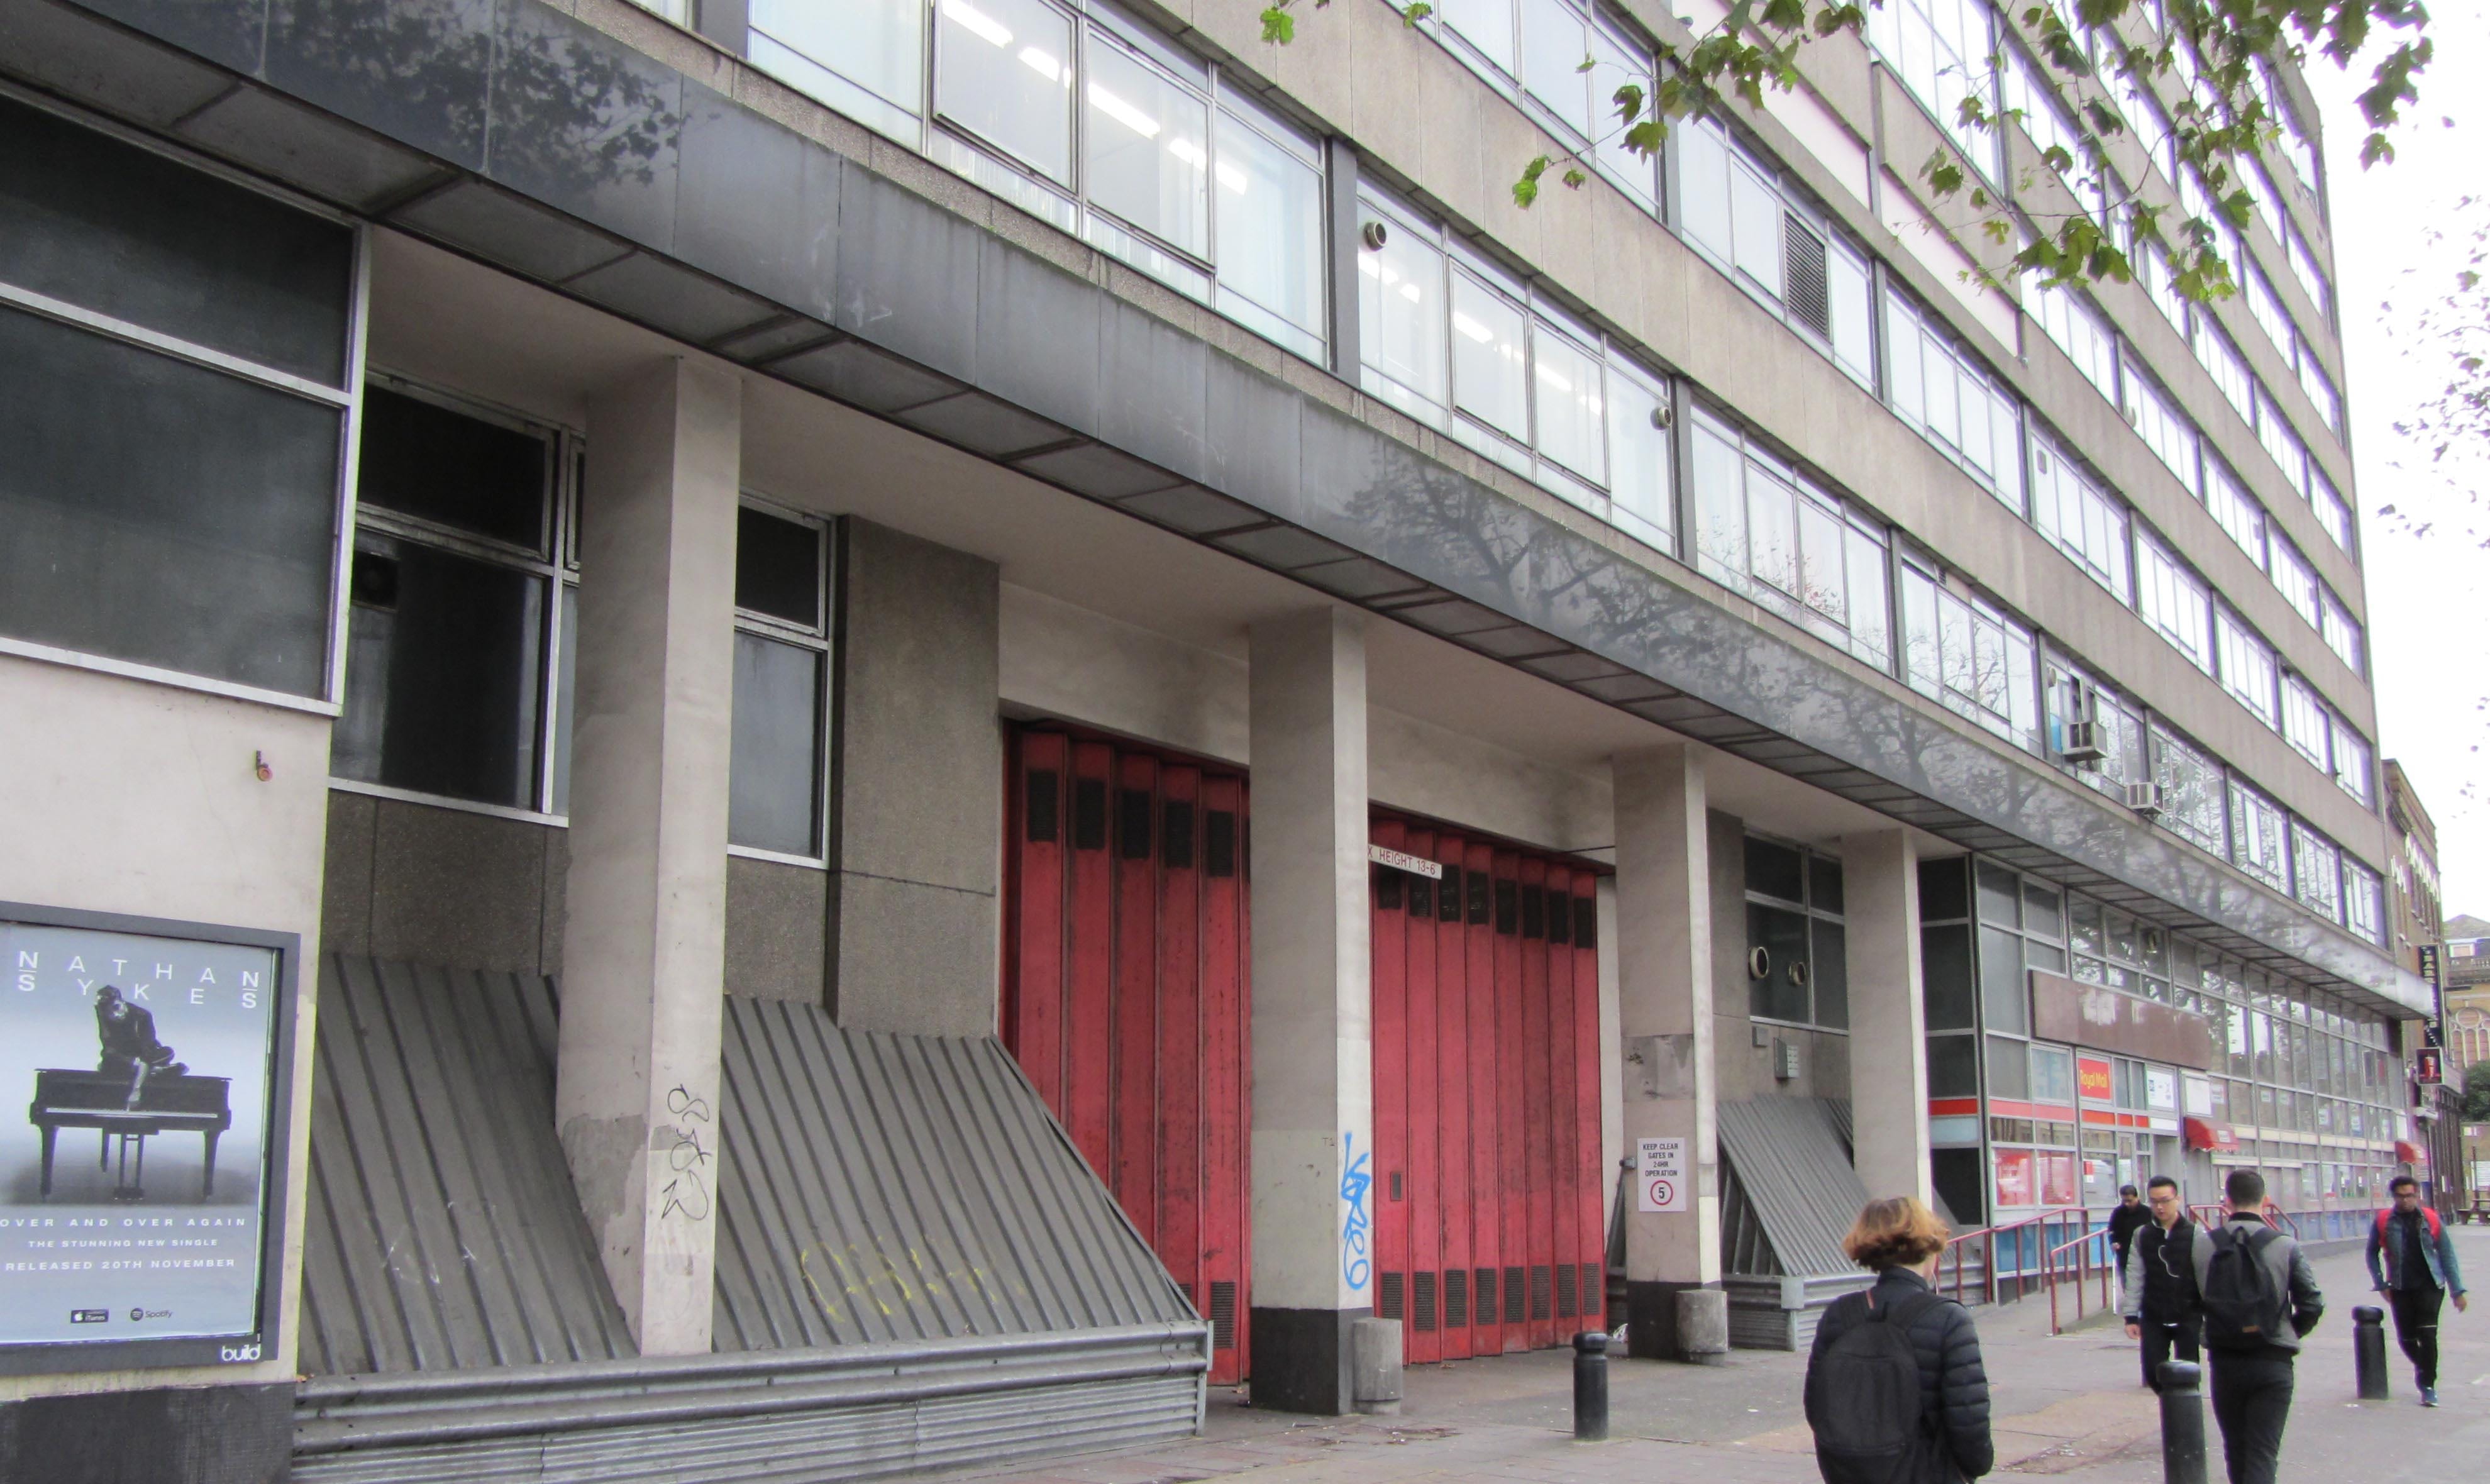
[2305,16,2488,926]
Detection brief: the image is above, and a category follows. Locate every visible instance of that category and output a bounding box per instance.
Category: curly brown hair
[1842,1195,1951,1271]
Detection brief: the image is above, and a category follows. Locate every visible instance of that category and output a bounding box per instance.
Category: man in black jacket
[2191,1170,2323,1484]
[2120,1175,2199,1390]
[2106,1184,2150,1284]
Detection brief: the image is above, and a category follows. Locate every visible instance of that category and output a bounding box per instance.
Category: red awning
[2184,1117,2238,1153]
[2396,1140,2426,1164]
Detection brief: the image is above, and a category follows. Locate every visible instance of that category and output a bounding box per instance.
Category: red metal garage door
[1003,730,1251,1385]
[1369,815,1604,1362]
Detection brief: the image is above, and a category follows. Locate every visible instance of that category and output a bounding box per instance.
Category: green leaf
[1259,4,1293,43]
[1400,1,1430,25]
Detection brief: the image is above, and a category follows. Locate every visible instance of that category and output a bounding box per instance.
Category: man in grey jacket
[2190,1170,2324,1484]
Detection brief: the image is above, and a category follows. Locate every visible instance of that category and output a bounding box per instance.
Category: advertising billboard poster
[0,903,296,1373]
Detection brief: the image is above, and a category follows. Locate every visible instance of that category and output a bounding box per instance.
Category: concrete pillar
[1611,743,1720,1359]
[826,518,1001,1035]
[555,357,741,1355]
[1246,608,1372,1415]
[1844,829,1932,1206]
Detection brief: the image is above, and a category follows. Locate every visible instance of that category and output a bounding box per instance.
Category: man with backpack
[2121,1175,2199,1390]
[1805,1195,1993,1484]
[2191,1170,2325,1484]
[2365,1173,2469,1406]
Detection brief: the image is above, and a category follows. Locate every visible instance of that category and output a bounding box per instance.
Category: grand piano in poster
[28,1069,233,1203]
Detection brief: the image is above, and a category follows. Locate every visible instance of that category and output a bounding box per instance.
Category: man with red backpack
[2365,1174,2470,1407]
[2189,1170,2324,1484]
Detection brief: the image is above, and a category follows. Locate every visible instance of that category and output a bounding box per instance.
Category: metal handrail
[2190,1200,2298,1238]
[1939,1207,2089,1307]
[2040,1222,2118,1334]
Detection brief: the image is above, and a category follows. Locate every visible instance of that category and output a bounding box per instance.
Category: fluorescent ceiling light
[941,0,1013,48]
[1088,84,1161,138]
[1451,311,1497,345]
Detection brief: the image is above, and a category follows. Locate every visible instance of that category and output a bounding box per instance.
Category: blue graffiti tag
[1339,1131,1373,1291]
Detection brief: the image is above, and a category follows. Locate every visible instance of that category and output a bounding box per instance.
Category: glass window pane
[1691,420,1747,586]
[0,306,339,697]
[1603,370,1672,545]
[750,0,926,121]
[1678,122,1733,260]
[1796,497,1845,622]
[1748,902,1812,1022]
[729,632,825,855]
[1746,838,1805,902]
[1358,204,1446,409]
[1976,863,2020,926]
[0,95,353,385]
[551,583,578,816]
[359,387,551,550]
[1928,1036,1978,1097]
[1588,31,1655,206]
[1747,462,1800,597]
[1829,247,1873,380]
[1810,856,1845,915]
[1986,1036,2030,1098]
[1450,274,1528,441]
[1812,919,1849,1029]
[1438,0,1517,75]
[332,535,545,808]
[1844,525,1890,668]
[1730,161,1783,299]
[1082,40,1208,257]
[1922,922,1974,1029]
[1214,104,1325,344]
[1980,924,2028,1035]
[1518,0,1591,136]
[736,507,822,627]
[1532,328,1605,481]
[938,0,1075,186]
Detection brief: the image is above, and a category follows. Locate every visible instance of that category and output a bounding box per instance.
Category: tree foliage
[2463,1058,2490,1123]
[1255,0,2432,307]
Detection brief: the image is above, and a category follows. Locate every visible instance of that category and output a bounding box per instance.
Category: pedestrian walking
[1803,1195,1993,1483]
[2364,1173,2470,1407]
[2191,1170,2323,1484]
[2107,1183,2150,1278]
[2120,1175,2200,1390]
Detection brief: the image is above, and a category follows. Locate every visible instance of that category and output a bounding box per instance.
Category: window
[2001,47,2105,223]
[1675,119,1873,384]
[763,0,1326,360]
[2289,821,2342,923]
[1886,289,2023,507]
[0,95,357,702]
[1745,838,1849,1029]
[334,383,560,811]
[2204,457,2268,570]
[2213,608,2279,728]
[2254,385,2308,498]
[2343,865,2384,945]
[1868,0,2000,180]
[2121,365,2198,494]
[2310,468,2354,555]
[728,505,833,858]
[2320,591,2364,674]
[2285,220,2332,322]
[1691,410,1892,668]
[2025,274,2117,402]
[1358,194,1449,424]
[2044,658,2145,795]
[2279,675,2329,769]
[2149,724,2226,853]
[2134,239,2188,341]
[2028,431,2130,602]
[2300,357,2343,437]
[2272,538,2320,628]
[1602,360,1676,550]
[2228,778,2288,889]
[1900,553,2039,748]
[2135,533,2213,675]
[2192,315,2255,426]
[2245,266,2294,372]
[2328,717,2372,806]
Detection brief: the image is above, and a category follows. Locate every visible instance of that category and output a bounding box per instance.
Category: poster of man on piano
[0,916,278,1351]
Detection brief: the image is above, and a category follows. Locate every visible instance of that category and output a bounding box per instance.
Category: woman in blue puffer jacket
[1805,1196,1995,1484]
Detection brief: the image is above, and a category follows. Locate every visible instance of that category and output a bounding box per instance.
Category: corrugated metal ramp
[296,958,1206,1483]
[1713,1097,1869,1276]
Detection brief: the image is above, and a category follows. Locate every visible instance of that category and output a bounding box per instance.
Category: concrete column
[1246,608,1372,1415]
[826,518,1001,1035]
[1844,829,1931,1206]
[1611,743,1719,1358]
[555,357,741,1355]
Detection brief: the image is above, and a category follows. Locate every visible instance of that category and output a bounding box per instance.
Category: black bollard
[2157,1360,2206,1484]
[1573,1330,1610,1442]
[2353,1305,2389,1400]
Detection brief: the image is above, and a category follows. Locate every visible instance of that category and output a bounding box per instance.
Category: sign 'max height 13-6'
[0,902,297,1374]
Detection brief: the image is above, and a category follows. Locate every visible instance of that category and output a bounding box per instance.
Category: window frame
[726,495,838,865]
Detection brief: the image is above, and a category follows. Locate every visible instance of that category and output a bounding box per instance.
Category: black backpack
[1809,1290,1945,1484]
[2199,1224,2284,1351]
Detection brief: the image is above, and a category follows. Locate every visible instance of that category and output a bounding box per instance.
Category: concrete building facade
[0,0,2438,1478]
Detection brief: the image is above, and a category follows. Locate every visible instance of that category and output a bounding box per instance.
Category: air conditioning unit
[2061,719,2107,765]
[2125,781,2165,816]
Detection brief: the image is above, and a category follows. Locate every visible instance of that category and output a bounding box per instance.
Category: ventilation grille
[1444,1266,1468,1329]
[1574,897,1598,951]
[1520,886,1545,939]
[1556,1262,1578,1318]
[1494,881,1519,936]
[1530,1265,1551,1320]
[1378,1271,1405,1321]
[1407,875,1434,917]
[1375,865,1403,911]
[1783,212,1831,338]
[1162,801,1195,868]
[1209,1280,1237,1349]
[1466,870,1490,924]
[1025,770,1059,841]
[1503,1266,1526,1323]
[1118,788,1154,858]
[1414,1270,1437,1332]
[1440,865,1464,922]
[1475,1267,1498,1326]
[1583,1264,1605,1322]
[1073,778,1107,850]
[1548,893,1571,945]
[1205,811,1236,877]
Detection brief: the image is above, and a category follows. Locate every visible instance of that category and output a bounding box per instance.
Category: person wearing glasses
[2121,1176,2200,1391]
[2366,1173,2469,1407]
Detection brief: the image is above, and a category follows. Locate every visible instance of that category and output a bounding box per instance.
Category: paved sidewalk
[934,1227,2490,1484]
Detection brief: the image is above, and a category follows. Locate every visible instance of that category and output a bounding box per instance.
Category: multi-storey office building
[0,0,2437,1476]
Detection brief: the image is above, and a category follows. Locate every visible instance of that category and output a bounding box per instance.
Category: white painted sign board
[1635,1136,1688,1214]
[1367,844,1443,879]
